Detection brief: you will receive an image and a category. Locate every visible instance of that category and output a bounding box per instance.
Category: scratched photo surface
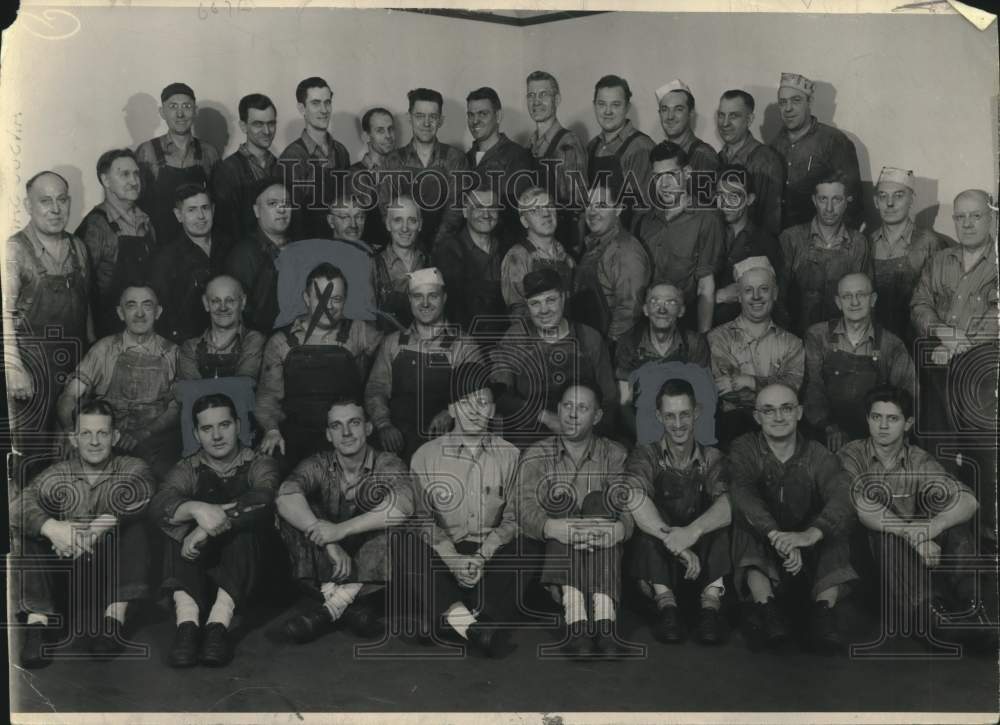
[2,2,998,722]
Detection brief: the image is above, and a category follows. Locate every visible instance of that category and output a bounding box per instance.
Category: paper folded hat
[877,166,915,191]
[779,73,814,96]
[733,255,775,281]
[655,79,692,103]
[407,267,445,290]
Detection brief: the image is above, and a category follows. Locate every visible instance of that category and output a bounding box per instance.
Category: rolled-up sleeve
[364,334,398,431]
[149,461,199,542]
[910,260,941,338]
[513,451,549,541]
[254,333,288,432]
[810,448,856,539]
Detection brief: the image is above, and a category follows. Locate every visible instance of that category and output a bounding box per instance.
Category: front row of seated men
[13,368,993,668]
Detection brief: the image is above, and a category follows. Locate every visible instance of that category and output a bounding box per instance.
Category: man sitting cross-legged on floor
[150,393,280,668]
[276,396,415,644]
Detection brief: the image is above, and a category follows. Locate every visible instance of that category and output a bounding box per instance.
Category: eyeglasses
[952,212,986,224]
[838,291,873,303]
[755,404,798,419]
[166,102,195,112]
[647,297,682,309]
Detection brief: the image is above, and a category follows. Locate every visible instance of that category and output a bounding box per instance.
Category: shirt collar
[809,217,849,247]
[102,195,149,227]
[195,446,254,474]
[871,217,913,246]
[832,317,875,343]
[639,324,680,356]
[461,225,498,255]
[67,454,118,487]
[300,128,333,156]
[584,224,623,251]
[722,133,759,161]
[120,331,163,354]
[531,120,565,152]
[555,434,599,464]
[672,127,697,152]
[734,314,778,337]
[441,431,497,458]
[382,244,427,269]
[865,438,911,469]
[238,142,276,167]
[782,115,818,141]
[659,438,705,468]
[471,132,510,155]
[333,446,376,475]
[600,119,635,146]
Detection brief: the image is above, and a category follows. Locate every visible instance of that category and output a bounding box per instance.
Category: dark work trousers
[629,527,731,595]
[540,490,623,601]
[161,527,261,612]
[13,519,150,618]
[390,529,543,632]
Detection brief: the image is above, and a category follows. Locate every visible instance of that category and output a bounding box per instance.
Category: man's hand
[825,425,848,453]
[916,539,942,568]
[731,374,755,392]
[378,425,405,453]
[41,519,77,558]
[181,526,210,561]
[538,410,563,435]
[259,429,286,456]
[191,502,232,536]
[715,284,740,304]
[324,543,353,582]
[676,549,701,580]
[307,520,345,546]
[7,363,34,401]
[118,428,152,452]
[716,375,734,395]
[447,554,484,589]
[768,529,818,556]
[427,410,454,436]
[663,525,700,555]
[782,547,804,575]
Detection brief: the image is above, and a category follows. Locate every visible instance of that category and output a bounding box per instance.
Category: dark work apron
[533,128,583,258]
[821,321,886,440]
[104,345,173,431]
[569,243,611,336]
[150,137,209,245]
[11,232,89,434]
[790,240,861,335]
[373,253,415,332]
[387,330,457,460]
[873,254,918,344]
[587,131,644,231]
[652,456,710,527]
[81,208,156,338]
[541,323,587,412]
[195,334,244,378]
[280,321,364,461]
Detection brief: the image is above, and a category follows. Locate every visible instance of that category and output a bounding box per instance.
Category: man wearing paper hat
[655,79,719,173]
[768,72,862,230]
[868,166,944,342]
[136,82,220,244]
[364,266,483,462]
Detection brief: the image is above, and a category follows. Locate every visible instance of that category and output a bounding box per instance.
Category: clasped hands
[767,529,820,575]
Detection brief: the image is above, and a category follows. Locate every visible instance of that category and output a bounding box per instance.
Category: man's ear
[116,304,126,322]
[693,403,702,422]
[364,420,374,438]
[69,431,81,451]
[173,207,183,223]
[325,426,335,445]
[869,291,878,310]
[158,105,167,122]
[746,192,757,208]
[496,109,504,126]
[297,102,306,118]
[592,407,604,428]
[903,416,914,435]
[154,304,164,321]
[112,429,122,447]
[202,294,211,313]
[238,120,248,137]
[448,402,457,419]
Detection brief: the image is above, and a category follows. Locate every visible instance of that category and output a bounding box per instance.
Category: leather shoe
[592,619,626,658]
[283,606,336,644]
[651,605,683,644]
[467,617,510,658]
[809,601,843,654]
[90,616,127,657]
[760,599,790,646]
[561,619,591,657]
[20,624,50,669]
[199,622,233,667]
[168,622,201,668]
[341,601,383,639]
[697,607,725,645]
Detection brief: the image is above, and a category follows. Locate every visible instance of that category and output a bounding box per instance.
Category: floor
[10,592,1000,715]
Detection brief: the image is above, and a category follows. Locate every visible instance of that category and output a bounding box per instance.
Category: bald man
[729,384,857,653]
[4,171,94,444]
[178,275,267,381]
[804,273,915,452]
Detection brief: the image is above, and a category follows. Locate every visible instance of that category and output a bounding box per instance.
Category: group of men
[5,69,998,670]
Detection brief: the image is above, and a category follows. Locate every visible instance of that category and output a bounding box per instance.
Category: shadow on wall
[52,164,85,230]
[913,176,942,235]
[195,103,233,158]
[123,93,162,148]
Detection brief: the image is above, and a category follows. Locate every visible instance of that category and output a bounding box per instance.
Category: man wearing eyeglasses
[708,258,804,446]
[136,82,220,244]
[729,383,857,653]
[379,89,468,252]
[803,272,915,453]
[526,70,588,257]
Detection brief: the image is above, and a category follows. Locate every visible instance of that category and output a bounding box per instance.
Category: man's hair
[864,384,914,420]
[361,106,394,134]
[192,393,239,426]
[296,76,330,104]
[205,273,246,297]
[466,87,502,111]
[407,88,444,113]
[118,280,159,304]
[252,177,287,205]
[526,70,560,95]
[96,149,138,183]
[238,93,276,123]
[464,184,497,207]
[814,170,849,193]
[720,89,756,113]
[593,75,632,103]
[327,395,368,421]
[517,186,550,212]
[665,89,695,112]
[305,262,347,294]
[718,163,755,196]
[174,182,211,208]
[649,141,688,166]
[74,398,116,427]
[656,378,697,410]
[25,170,69,195]
[559,377,604,410]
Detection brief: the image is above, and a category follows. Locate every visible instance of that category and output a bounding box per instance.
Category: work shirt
[575,225,651,339]
[11,454,155,538]
[372,245,429,304]
[589,120,655,208]
[768,116,863,230]
[716,220,786,326]
[719,134,785,236]
[71,331,178,397]
[410,433,520,551]
[149,233,230,343]
[177,325,267,381]
[516,434,630,540]
[432,225,505,335]
[364,324,482,430]
[380,139,469,247]
[500,238,576,318]
[729,432,854,539]
[278,446,415,523]
[635,208,725,307]
[77,199,155,298]
[136,132,220,175]
[528,121,589,208]
[211,143,279,242]
[4,225,91,324]
[278,129,352,238]
[803,318,915,430]
[150,447,280,542]
[255,316,382,432]
[614,325,712,380]
[910,243,999,342]
[671,128,720,172]
[707,316,804,411]
[224,226,286,333]
[779,219,873,335]
[838,439,972,521]
[621,438,727,507]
